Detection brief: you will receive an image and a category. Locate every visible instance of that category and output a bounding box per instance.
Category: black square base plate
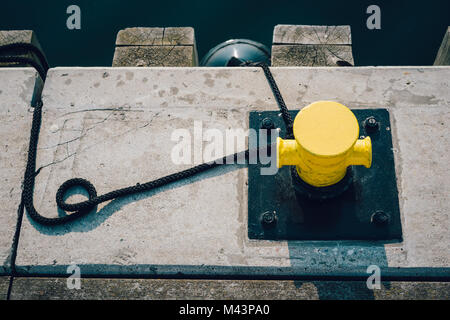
[248,109,402,241]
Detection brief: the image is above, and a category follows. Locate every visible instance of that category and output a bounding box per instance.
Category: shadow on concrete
[27,163,245,235]
[288,241,390,300]
[293,280,386,300]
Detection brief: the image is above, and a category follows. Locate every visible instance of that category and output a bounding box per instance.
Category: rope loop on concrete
[55,178,98,212]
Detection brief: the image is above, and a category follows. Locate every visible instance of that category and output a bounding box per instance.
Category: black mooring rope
[17,57,293,225]
[258,63,294,137]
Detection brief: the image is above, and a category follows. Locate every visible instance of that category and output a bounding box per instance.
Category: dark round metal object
[371,211,390,226]
[364,116,379,133]
[261,117,275,130]
[261,211,276,225]
[200,39,271,67]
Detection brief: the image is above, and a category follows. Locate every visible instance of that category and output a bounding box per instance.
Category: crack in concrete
[60,107,144,117]
[39,112,115,150]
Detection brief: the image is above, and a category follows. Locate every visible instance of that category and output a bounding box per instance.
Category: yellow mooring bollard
[277,101,372,187]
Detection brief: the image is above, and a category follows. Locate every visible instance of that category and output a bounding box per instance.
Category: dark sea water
[1,0,449,67]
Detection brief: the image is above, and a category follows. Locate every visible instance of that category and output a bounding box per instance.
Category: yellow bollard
[276,101,372,187]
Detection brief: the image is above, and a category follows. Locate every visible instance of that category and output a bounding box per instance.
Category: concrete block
[8,278,450,300]
[13,66,450,277]
[163,27,196,46]
[273,25,352,45]
[271,44,354,67]
[113,27,197,67]
[0,30,46,71]
[115,27,165,46]
[272,25,353,66]
[113,46,196,67]
[434,27,450,65]
[0,277,9,300]
[0,68,41,274]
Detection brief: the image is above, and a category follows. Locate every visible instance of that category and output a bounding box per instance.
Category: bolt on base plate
[248,109,402,241]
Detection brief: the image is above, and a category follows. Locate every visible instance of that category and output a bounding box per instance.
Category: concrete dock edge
[7,278,450,300]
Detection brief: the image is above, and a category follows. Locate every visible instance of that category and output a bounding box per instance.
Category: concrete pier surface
[0,62,449,299]
[5,66,447,278]
[0,68,42,274]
